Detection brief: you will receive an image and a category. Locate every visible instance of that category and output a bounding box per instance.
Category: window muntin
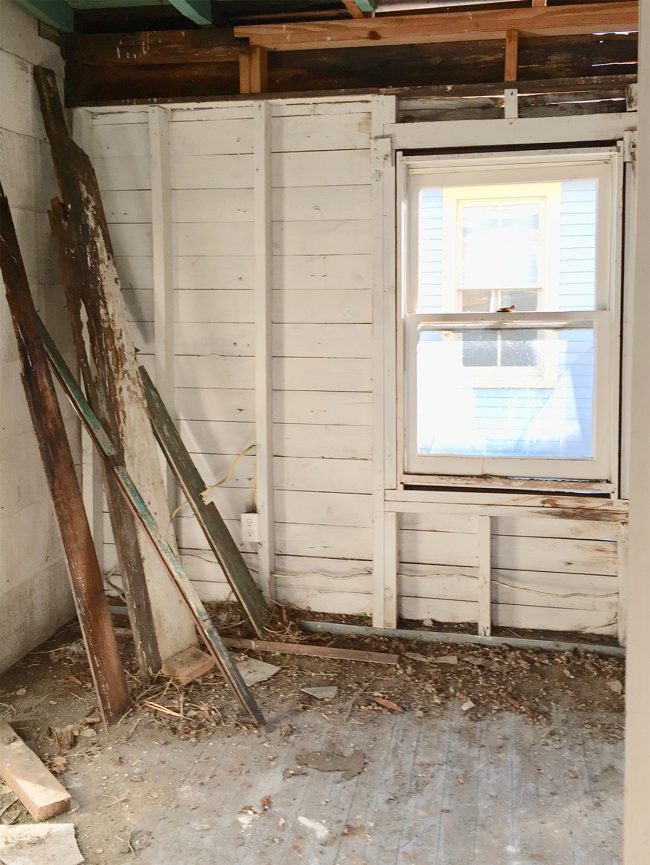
[402,152,618,483]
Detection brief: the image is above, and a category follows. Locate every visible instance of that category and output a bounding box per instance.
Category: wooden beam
[240,46,268,93]
[234,3,639,51]
[11,0,73,32]
[223,638,400,666]
[63,29,239,66]
[139,366,269,637]
[0,185,130,726]
[167,0,212,27]
[38,319,265,727]
[505,28,519,82]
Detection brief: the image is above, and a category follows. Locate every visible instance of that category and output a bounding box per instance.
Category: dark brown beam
[0,183,130,727]
[65,28,636,106]
[63,28,240,66]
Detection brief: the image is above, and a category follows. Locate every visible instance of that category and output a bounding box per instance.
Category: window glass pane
[417,179,599,313]
[416,327,594,459]
[461,200,542,289]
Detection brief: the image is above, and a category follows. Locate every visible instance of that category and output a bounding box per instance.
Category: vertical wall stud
[477,515,492,636]
[383,511,399,629]
[254,101,275,599]
[72,108,104,566]
[149,106,176,514]
[617,522,628,646]
[240,48,268,94]
[504,28,519,82]
[371,95,397,629]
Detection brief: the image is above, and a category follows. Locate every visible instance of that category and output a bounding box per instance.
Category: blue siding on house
[416,180,598,460]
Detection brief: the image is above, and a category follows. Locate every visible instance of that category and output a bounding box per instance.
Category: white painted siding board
[175,256,253,289]
[175,322,254,356]
[172,188,253,222]
[273,186,371,222]
[175,387,255,422]
[492,536,617,576]
[177,419,255,455]
[273,423,372,459]
[273,456,372,494]
[93,122,150,157]
[176,290,253,323]
[272,220,372,256]
[273,357,372,391]
[272,390,373,425]
[94,156,151,190]
[271,150,371,188]
[175,355,254,389]
[103,191,152,223]
[272,290,372,324]
[115,256,153,289]
[171,155,253,189]
[274,490,372,527]
[273,324,372,358]
[272,254,371,290]
[400,530,480,568]
[271,113,371,152]
[170,118,254,155]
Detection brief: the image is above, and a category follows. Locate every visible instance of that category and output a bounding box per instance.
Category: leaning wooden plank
[223,638,400,666]
[38,320,264,727]
[34,65,197,670]
[0,720,71,821]
[140,366,268,639]
[49,198,162,681]
[0,184,129,726]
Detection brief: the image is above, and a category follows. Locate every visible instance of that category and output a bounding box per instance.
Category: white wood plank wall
[90,97,624,638]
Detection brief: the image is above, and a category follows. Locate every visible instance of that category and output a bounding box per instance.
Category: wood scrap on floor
[37,318,265,727]
[236,659,281,687]
[161,647,216,686]
[0,721,71,822]
[223,637,400,666]
[0,825,83,865]
[0,183,130,726]
[34,65,197,676]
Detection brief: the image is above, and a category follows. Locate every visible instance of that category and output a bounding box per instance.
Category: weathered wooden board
[0,184,129,725]
[140,365,268,638]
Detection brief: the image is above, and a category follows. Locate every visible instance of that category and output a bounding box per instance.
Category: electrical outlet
[241,512,260,543]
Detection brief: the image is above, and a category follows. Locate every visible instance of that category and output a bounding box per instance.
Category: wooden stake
[0,185,130,726]
[505,28,519,82]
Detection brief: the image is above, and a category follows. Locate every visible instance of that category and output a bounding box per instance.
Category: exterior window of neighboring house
[401,151,620,483]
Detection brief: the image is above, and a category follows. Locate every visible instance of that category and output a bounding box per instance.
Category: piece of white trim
[149,106,176,512]
[477,514,491,636]
[383,510,398,629]
[387,112,637,151]
[617,521,628,647]
[371,95,398,628]
[254,101,275,599]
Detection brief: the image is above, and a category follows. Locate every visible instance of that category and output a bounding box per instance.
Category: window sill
[400,473,615,496]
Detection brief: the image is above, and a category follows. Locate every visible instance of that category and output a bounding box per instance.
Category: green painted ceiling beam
[167,0,212,25]
[354,0,376,14]
[11,0,74,31]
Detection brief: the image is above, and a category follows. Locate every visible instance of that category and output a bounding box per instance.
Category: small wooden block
[0,720,71,821]
[161,646,216,686]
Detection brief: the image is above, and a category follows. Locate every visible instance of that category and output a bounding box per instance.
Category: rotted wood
[48,199,161,679]
[35,65,198,672]
[64,31,637,106]
[38,319,265,727]
[140,366,269,639]
[0,183,130,726]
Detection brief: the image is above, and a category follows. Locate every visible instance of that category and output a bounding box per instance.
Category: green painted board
[139,365,268,639]
[11,0,74,31]
[38,316,265,727]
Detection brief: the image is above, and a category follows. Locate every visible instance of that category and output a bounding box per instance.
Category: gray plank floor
[69,703,621,865]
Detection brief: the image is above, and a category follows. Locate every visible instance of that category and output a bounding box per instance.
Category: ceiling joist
[234,1,638,51]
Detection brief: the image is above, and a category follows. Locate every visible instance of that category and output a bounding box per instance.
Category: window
[400,150,621,484]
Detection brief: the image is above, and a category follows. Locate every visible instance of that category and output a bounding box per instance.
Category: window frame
[398,147,623,486]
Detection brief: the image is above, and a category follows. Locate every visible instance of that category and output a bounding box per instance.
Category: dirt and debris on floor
[0,604,625,864]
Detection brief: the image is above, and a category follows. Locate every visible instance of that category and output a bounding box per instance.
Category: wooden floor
[119,704,623,865]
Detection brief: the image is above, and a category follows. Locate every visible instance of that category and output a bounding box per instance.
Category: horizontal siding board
[176,256,253,290]
[400,530,480,568]
[171,155,254,190]
[274,490,372,527]
[273,390,373,425]
[175,388,255,422]
[274,357,372,391]
[273,456,372,494]
[272,220,372,256]
[272,254,371,290]
[271,150,371,188]
[273,290,372,324]
[273,324,372,359]
[492,535,617,576]
[273,423,372,459]
[176,290,254,324]
[175,322,254,356]
[273,186,371,222]
[271,113,371,152]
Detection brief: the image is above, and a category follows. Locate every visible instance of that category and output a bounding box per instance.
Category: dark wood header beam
[234,2,638,51]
